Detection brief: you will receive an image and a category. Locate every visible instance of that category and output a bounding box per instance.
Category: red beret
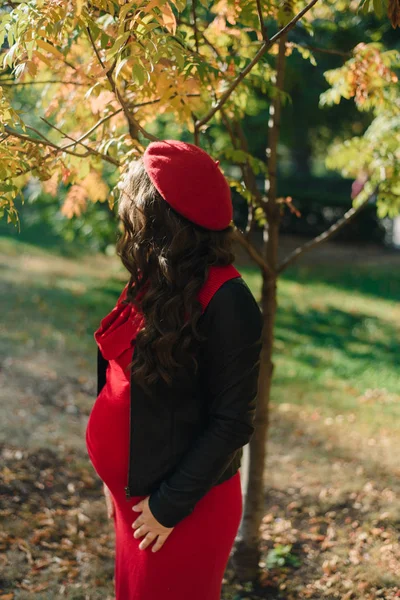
[143,140,233,231]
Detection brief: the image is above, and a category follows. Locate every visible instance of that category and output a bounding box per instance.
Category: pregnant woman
[85,139,263,600]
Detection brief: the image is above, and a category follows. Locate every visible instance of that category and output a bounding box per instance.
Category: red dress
[85,282,243,600]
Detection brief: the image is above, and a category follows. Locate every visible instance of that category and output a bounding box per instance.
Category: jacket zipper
[124,375,132,499]
[124,345,135,500]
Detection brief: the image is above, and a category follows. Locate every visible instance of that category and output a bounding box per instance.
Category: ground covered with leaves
[1,237,400,599]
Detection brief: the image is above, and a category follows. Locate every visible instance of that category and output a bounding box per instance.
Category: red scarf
[94,264,241,362]
[94,283,146,361]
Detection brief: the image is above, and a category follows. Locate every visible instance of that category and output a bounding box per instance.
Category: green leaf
[119,1,137,22]
[26,40,35,60]
[84,81,102,99]
[0,183,17,192]
[106,31,131,58]
[100,32,111,49]
[373,0,383,17]
[136,22,160,39]
[132,61,145,86]
[169,43,185,69]
[87,21,102,43]
[77,158,91,179]
[115,57,129,80]
[359,0,372,14]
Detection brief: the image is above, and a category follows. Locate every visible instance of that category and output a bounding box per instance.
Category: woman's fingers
[133,524,148,539]
[133,525,170,552]
[138,531,157,551]
[131,516,144,530]
[151,534,168,553]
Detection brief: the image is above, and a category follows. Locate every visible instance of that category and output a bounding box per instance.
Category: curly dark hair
[115,157,236,395]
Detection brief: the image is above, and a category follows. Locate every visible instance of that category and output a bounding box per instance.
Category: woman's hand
[103,482,115,519]
[132,496,174,552]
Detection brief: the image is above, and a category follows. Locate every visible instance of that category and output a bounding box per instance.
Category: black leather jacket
[96,276,263,528]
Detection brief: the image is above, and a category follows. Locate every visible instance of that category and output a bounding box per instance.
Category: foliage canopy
[0,0,399,227]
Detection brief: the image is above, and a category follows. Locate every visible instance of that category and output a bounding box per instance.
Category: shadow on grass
[275,304,399,374]
[0,277,126,360]
[282,263,400,304]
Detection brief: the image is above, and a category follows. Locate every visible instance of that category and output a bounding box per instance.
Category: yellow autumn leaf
[89,90,115,115]
[184,77,200,94]
[81,171,109,203]
[32,50,53,68]
[115,57,131,81]
[160,3,177,34]
[26,60,38,77]
[36,39,66,62]
[75,0,83,16]
[42,171,60,197]
[142,0,161,13]
[61,184,87,218]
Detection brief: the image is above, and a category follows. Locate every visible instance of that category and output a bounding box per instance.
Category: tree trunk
[230,33,287,582]
[231,270,277,579]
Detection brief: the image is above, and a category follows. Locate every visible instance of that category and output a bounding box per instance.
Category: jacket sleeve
[148,278,263,528]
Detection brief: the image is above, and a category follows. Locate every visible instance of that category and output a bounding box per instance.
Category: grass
[1,235,399,599]
[0,236,124,368]
[240,262,400,433]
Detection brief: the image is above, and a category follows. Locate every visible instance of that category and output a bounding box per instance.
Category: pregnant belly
[86,385,130,491]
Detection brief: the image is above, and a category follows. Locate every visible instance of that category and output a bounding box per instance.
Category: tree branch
[39,117,121,166]
[87,25,106,69]
[299,44,351,58]
[131,97,163,109]
[174,16,223,61]
[235,120,265,207]
[220,108,265,242]
[277,191,376,274]
[256,0,268,41]
[195,0,321,130]
[0,79,89,86]
[128,93,200,112]
[86,26,159,142]
[234,121,265,238]
[214,110,272,276]
[191,0,199,54]
[60,57,82,73]
[41,110,122,150]
[232,226,273,278]
[4,122,120,166]
[8,151,65,179]
[192,114,200,146]
[201,32,223,61]
[4,125,87,158]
